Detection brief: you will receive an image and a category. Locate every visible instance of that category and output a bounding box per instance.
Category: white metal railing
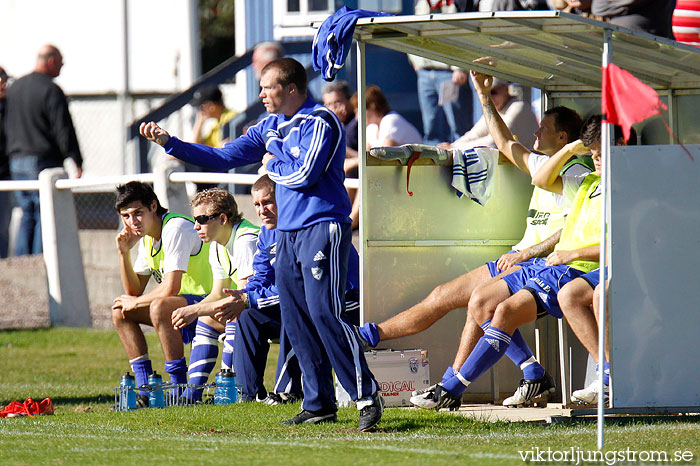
[0,169,359,328]
[0,173,360,191]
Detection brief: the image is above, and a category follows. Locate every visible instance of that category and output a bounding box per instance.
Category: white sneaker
[409,384,461,411]
[571,379,609,405]
[411,384,437,397]
[502,371,555,408]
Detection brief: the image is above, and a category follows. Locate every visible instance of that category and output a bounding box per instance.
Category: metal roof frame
[351,11,700,92]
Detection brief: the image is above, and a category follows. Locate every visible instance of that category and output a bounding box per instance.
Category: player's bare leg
[199,315,225,333]
[112,307,151,359]
[150,296,188,360]
[376,265,492,341]
[558,278,599,361]
[450,265,523,369]
[591,283,610,361]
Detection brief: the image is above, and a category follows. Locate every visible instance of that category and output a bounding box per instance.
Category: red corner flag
[602,63,667,142]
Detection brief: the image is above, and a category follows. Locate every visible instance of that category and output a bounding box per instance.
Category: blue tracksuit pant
[276,221,378,413]
[234,304,302,400]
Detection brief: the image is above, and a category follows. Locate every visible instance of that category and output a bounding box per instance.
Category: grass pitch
[1,328,698,465]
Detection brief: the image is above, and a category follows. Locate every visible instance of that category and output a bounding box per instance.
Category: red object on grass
[0,398,54,418]
[602,63,666,143]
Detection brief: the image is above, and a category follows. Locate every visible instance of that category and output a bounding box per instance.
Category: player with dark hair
[139,57,383,430]
[112,181,212,406]
[554,114,636,406]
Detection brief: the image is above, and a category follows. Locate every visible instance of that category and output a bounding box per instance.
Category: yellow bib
[144,213,213,296]
[555,173,601,273]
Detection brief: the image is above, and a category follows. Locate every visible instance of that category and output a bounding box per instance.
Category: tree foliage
[199,0,236,74]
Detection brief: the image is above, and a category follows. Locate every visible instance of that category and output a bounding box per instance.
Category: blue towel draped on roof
[312,6,392,82]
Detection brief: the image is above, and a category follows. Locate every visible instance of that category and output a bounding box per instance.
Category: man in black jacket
[5,44,82,255]
[0,66,11,258]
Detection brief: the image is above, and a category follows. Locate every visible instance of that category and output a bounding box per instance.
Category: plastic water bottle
[148,371,165,408]
[120,372,137,410]
[214,369,237,405]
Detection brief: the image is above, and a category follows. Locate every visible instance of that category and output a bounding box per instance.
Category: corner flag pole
[598,29,613,451]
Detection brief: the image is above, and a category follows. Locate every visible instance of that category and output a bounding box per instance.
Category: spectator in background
[5,45,82,256]
[192,85,237,147]
[361,85,423,149]
[322,80,358,157]
[410,0,477,146]
[0,66,11,258]
[189,85,237,191]
[322,81,360,229]
[592,1,676,38]
[557,0,676,38]
[479,0,551,10]
[252,42,285,80]
[441,78,539,151]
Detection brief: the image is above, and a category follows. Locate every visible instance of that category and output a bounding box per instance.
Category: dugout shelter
[350,10,700,412]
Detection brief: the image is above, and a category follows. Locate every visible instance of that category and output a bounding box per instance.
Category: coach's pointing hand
[139,122,171,146]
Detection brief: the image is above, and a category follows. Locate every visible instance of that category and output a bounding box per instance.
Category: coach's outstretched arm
[140,121,171,146]
[139,121,264,172]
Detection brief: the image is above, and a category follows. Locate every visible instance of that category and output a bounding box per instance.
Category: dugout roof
[351,10,700,92]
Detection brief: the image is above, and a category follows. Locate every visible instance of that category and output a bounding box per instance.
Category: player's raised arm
[532,139,589,194]
[470,63,531,174]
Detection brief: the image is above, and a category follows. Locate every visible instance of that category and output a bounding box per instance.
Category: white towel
[450,146,498,206]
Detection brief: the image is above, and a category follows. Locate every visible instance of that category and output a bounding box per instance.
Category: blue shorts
[486,250,537,278]
[501,259,587,318]
[179,294,206,345]
[580,267,608,289]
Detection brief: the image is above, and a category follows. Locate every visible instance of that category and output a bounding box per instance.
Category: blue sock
[481,319,544,380]
[183,321,221,401]
[129,357,152,397]
[441,366,456,384]
[601,361,610,386]
[164,357,188,386]
[507,330,545,380]
[359,322,380,347]
[221,321,236,370]
[442,326,512,396]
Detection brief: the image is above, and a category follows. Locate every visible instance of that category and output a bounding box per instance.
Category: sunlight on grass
[1,329,699,465]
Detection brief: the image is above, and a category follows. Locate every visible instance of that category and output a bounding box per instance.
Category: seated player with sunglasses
[169,188,260,403]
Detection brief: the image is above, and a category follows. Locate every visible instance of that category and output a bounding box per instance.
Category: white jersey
[133,216,202,276]
[210,221,259,287]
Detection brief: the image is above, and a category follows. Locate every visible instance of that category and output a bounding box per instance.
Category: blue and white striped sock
[183,321,221,401]
[221,321,236,370]
[442,326,512,396]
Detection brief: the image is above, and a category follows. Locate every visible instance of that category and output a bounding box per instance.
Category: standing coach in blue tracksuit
[139,57,383,431]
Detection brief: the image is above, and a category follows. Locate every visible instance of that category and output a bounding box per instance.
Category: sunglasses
[194,213,221,225]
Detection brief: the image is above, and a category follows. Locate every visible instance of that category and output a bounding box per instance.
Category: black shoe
[136,394,149,408]
[502,371,556,408]
[358,394,384,432]
[409,384,462,411]
[262,392,303,406]
[281,409,337,425]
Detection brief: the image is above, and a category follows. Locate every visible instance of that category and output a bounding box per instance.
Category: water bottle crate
[113,382,238,411]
